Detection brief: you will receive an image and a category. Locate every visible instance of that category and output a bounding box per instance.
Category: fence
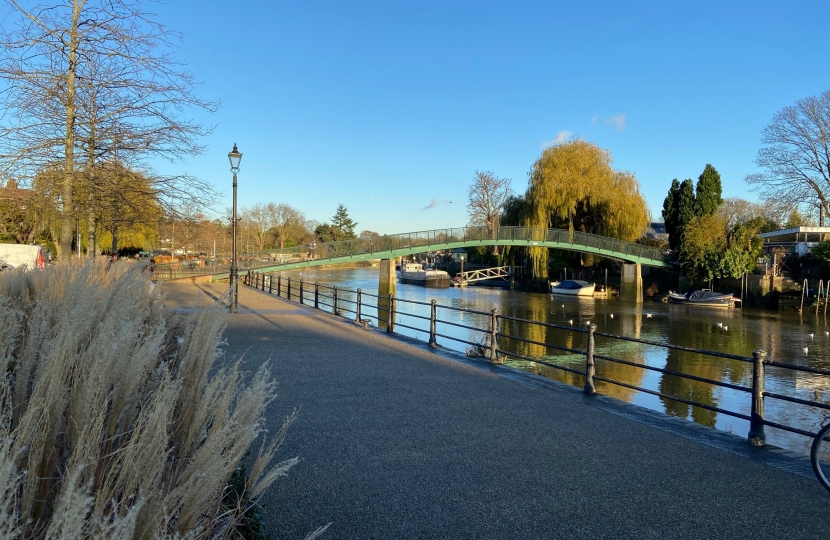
[243,271,830,448]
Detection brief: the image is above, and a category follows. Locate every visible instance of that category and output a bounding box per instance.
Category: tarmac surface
[161,281,830,540]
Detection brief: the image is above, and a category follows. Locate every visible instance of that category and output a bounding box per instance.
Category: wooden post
[428,299,438,347]
[355,288,362,324]
[489,308,500,364]
[314,282,319,309]
[584,323,597,394]
[748,350,767,447]
[333,285,338,315]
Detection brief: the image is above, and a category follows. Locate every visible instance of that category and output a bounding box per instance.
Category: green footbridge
[154,226,674,282]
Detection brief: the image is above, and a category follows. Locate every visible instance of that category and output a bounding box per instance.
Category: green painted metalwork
[154,226,674,282]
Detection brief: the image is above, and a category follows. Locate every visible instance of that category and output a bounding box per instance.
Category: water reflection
[275,267,830,455]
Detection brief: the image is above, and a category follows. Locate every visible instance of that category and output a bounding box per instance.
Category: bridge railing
[153,226,671,280]
[244,271,830,456]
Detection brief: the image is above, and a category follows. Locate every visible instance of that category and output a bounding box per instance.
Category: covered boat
[398,262,450,288]
[549,280,596,297]
[668,289,735,308]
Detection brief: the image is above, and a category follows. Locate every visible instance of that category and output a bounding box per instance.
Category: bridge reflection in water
[248,266,830,457]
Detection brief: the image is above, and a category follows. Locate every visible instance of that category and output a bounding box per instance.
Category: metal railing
[154,226,674,281]
[242,272,830,449]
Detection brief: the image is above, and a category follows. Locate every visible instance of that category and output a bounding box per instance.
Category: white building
[759,226,830,257]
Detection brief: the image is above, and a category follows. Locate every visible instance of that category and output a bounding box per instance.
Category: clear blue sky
[150,0,830,235]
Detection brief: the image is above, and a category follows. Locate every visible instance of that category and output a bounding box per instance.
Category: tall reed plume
[0,261,308,539]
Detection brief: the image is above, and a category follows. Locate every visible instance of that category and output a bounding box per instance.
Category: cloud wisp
[424,198,452,210]
[542,130,572,148]
[592,114,627,131]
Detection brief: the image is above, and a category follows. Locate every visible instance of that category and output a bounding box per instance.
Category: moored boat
[549,280,596,297]
[668,289,736,308]
[398,262,450,288]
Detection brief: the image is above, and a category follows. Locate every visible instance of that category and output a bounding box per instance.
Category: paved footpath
[162,281,830,540]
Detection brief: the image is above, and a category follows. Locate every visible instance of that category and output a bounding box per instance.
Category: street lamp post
[228,144,243,312]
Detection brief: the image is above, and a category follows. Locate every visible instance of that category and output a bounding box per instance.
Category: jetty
[162,281,830,539]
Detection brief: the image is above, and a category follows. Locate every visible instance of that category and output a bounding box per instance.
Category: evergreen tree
[331,204,357,240]
[676,178,696,242]
[694,164,723,217]
[662,179,680,250]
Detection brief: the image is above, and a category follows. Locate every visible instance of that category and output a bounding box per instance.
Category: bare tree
[271,203,307,249]
[468,171,512,227]
[238,204,270,252]
[468,170,511,254]
[0,0,219,258]
[746,90,830,222]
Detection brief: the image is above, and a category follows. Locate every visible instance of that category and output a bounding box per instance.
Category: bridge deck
[163,281,830,539]
[154,226,674,281]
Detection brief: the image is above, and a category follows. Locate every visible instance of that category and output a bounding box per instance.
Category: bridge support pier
[378,258,396,330]
[620,263,642,304]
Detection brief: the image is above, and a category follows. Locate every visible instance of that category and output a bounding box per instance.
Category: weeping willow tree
[517,140,650,277]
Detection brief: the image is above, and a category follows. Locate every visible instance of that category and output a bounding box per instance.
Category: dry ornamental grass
[0,261,322,539]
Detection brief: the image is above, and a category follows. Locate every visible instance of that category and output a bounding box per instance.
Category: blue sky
[150,0,830,235]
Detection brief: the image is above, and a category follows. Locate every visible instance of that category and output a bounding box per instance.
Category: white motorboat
[549,280,596,297]
[398,262,450,288]
[668,289,736,308]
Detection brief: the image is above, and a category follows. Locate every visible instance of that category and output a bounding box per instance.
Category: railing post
[584,323,597,394]
[387,294,395,333]
[277,275,281,297]
[333,285,338,315]
[299,280,304,304]
[489,308,500,364]
[355,288,362,323]
[314,282,319,309]
[748,350,767,447]
[428,299,438,347]
[287,277,292,301]
[261,273,266,291]
[268,275,273,294]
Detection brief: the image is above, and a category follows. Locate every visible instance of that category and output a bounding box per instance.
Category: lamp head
[228,143,242,173]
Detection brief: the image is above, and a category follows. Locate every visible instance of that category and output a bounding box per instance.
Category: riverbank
[163,281,830,539]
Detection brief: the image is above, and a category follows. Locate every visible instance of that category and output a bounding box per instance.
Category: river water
[274,266,830,456]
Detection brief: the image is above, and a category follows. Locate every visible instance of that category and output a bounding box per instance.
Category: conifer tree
[662,179,680,250]
[694,164,723,217]
[676,178,696,241]
[331,204,357,240]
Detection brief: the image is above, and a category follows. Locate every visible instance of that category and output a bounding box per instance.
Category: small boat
[549,280,596,297]
[668,289,735,308]
[398,262,450,288]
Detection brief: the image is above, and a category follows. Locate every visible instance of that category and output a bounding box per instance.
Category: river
[273,266,830,456]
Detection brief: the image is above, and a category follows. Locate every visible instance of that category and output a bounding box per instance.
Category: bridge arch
[155,226,674,282]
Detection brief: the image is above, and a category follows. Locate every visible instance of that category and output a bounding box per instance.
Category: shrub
[0,261,301,538]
